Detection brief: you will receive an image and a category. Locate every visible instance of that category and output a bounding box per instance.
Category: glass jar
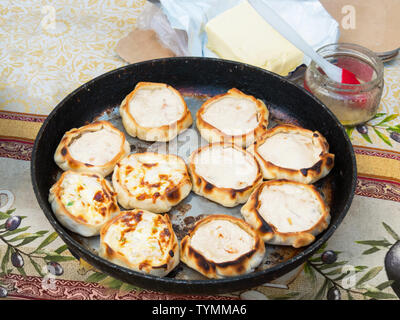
[304,43,384,126]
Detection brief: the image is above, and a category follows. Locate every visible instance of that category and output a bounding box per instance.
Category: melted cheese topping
[128,86,184,127]
[68,128,123,166]
[117,153,186,199]
[194,145,258,189]
[190,219,255,263]
[257,132,323,170]
[103,211,172,267]
[258,184,323,233]
[202,96,259,135]
[59,172,111,225]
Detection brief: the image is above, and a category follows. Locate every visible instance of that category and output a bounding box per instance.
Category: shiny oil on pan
[31,57,357,294]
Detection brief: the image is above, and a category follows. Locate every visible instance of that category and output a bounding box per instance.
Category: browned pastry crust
[54,121,130,177]
[99,209,179,276]
[48,171,120,237]
[119,82,193,142]
[188,142,263,207]
[180,214,265,278]
[112,152,192,213]
[241,180,331,248]
[196,88,269,147]
[247,124,335,184]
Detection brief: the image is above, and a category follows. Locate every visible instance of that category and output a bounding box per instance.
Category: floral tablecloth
[0,0,399,300]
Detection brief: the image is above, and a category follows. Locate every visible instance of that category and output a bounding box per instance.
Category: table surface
[0,0,399,300]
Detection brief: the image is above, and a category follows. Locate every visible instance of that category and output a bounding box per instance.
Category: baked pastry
[119,82,192,142]
[48,171,119,237]
[112,152,192,213]
[180,214,265,279]
[196,88,269,147]
[241,180,331,248]
[188,142,263,207]
[99,209,179,276]
[247,124,335,184]
[54,121,130,177]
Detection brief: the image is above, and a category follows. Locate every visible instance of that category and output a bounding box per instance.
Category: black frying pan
[31,57,357,295]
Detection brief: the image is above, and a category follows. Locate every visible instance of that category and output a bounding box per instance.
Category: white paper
[159,0,340,66]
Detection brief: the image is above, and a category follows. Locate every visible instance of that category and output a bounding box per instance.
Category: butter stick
[205,1,304,76]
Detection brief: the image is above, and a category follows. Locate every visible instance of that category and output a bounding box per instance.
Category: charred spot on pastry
[100,207,107,217]
[93,191,104,202]
[85,163,94,167]
[258,217,274,234]
[105,243,114,257]
[197,177,202,185]
[169,250,174,257]
[300,168,309,176]
[153,263,168,269]
[132,211,143,223]
[299,160,323,176]
[160,227,171,240]
[166,186,180,201]
[205,182,214,191]
[313,133,319,138]
[235,265,245,274]
[61,147,67,156]
[190,247,213,273]
[230,189,237,199]
[310,160,322,173]
[326,156,334,167]
[152,192,161,202]
[109,203,118,212]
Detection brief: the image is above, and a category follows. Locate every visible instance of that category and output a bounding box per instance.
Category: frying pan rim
[31,56,357,291]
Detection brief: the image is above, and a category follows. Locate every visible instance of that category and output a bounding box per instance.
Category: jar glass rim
[310,42,384,92]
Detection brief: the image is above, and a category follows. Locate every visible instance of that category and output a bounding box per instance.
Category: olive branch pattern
[83,221,400,300]
[3,205,395,300]
[303,221,399,300]
[0,207,76,298]
[345,112,400,147]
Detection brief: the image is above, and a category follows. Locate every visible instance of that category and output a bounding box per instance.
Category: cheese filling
[103,212,171,266]
[129,86,184,127]
[257,132,323,170]
[202,97,259,135]
[258,184,323,233]
[118,154,186,197]
[194,145,258,189]
[68,128,122,166]
[59,173,110,225]
[190,219,255,263]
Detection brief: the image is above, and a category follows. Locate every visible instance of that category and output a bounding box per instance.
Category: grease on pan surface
[180,214,265,278]
[54,121,130,177]
[119,82,193,142]
[241,180,331,248]
[248,124,334,184]
[100,209,180,276]
[188,142,263,207]
[196,88,269,147]
[49,171,119,237]
[112,152,192,213]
